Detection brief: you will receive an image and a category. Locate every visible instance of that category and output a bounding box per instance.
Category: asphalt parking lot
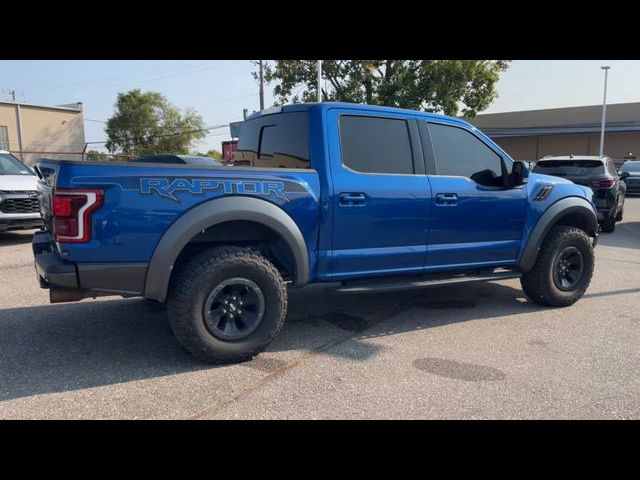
[1,198,639,419]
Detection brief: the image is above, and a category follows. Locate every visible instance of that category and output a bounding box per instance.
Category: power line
[23,61,245,93]
[14,62,211,91]
[85,119,240,145]
[197,92,259,109]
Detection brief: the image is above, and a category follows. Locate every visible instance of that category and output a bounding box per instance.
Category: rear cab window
[339,115,415,175]
[236,112,310,169]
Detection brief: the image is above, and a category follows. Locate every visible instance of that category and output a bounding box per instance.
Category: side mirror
[620,171,630,179]
[509,161,527,187]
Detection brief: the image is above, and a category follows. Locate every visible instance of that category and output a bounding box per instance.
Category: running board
[327,269,521,294]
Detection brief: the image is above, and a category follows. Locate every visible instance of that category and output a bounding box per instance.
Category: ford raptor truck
[31,103,599,363]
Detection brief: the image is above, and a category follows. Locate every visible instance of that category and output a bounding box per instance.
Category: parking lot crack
[187,292,423,419]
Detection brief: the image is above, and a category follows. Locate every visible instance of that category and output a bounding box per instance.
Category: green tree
[105,89,206,155]
[85,150,104,162]
[264,60,510,117]
[206,149,222,160]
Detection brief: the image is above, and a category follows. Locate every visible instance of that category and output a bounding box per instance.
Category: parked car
[133,154,226,167]
[0,150,43,233]
[533,155,625,232]
[619,160,640,194]
[32,103,599,364]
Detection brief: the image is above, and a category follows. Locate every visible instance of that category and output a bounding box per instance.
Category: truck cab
[32,102,599,364]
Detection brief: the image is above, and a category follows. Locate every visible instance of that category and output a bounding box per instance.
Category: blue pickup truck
[32,102,599,363]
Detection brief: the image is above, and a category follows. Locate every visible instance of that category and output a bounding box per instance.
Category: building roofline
[477,101,640,117]
[485,122,640,137]
[0,100,83,112]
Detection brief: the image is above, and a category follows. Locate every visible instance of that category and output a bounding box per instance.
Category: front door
[419,121,527,269]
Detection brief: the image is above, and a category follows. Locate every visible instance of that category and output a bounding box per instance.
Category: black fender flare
[143,196,310,302]
[519,196,598,272]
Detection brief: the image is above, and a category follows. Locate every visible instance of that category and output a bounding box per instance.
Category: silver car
[0,151,42,233]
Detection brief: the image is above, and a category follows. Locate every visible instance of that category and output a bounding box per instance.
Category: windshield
[533,160,604,176]
[621,162,640,172]
[0,153,34,175]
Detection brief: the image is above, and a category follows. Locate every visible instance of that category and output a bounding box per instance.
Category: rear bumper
[33,231,148,303]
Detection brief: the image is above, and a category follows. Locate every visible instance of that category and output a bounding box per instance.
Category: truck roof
[246,102,471,128]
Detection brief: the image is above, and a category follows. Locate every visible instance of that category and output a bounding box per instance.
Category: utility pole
[259,60,264,111]
[2,89,17,101]
[15,102,24,161]
[317,60,322,102]
[599,65,611,158]
[3,88,24,159]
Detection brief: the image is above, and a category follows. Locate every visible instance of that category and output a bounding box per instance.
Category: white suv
[0,151,42,233]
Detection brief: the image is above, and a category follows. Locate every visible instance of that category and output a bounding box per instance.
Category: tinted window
[0,153,34,175]
[533,160,605,176]
[259,126,278,158]
[621,162,640,172]
[429,123,504,187]
[340,116,414,175]
[236,112,309,168]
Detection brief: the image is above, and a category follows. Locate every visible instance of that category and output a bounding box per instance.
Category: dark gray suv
[533,155,626,233]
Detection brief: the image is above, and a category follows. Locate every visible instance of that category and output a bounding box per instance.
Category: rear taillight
[590,178,615,189]
[52,189,103,243]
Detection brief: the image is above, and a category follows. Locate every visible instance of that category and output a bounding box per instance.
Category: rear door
[326,109,431,280]
[420,120,527,268]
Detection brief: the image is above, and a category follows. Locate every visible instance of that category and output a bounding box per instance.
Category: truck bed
[35,159,321,265]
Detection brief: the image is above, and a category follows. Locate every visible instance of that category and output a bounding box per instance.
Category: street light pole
[258,60,264,111]
[599,66,611,158]
[317,60,322,102]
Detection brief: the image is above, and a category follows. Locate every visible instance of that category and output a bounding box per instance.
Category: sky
[1,60,639,153]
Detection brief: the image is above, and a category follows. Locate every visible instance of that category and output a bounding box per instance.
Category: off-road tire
[167,246,287,364]
[600,210,616,233]
[520,225,594,307]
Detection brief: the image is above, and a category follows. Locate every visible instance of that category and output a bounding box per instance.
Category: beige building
[0,100,85,165]
[470,102,640,168]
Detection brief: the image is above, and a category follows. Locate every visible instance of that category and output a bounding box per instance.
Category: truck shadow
[0,230,37,247]
[0,280,636,402]
[596,221,640,250]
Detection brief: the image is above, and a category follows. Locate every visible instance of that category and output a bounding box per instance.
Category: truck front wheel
[520,225,594,307]
[167,246,287,363]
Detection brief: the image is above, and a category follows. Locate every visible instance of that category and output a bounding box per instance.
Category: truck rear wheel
[520,225,594,307]
[167,246,287,364]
